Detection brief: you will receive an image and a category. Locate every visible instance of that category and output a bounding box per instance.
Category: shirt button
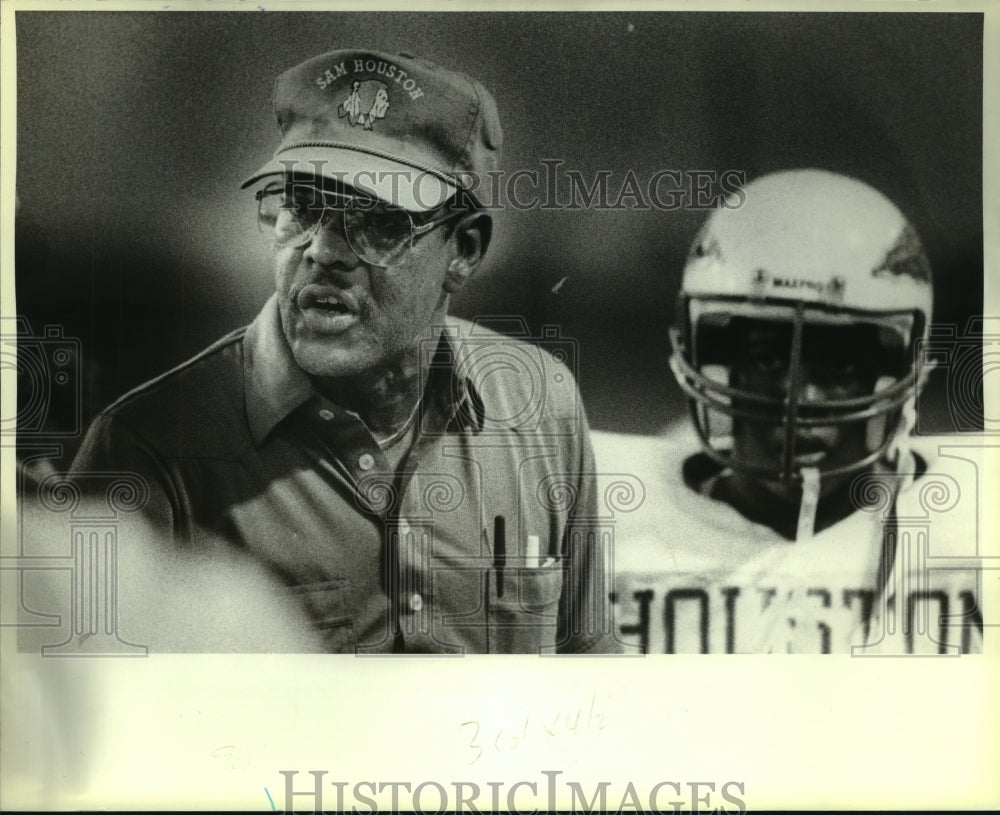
[318,408,334,421]
[358,453,375,471]
[408,592,424,612]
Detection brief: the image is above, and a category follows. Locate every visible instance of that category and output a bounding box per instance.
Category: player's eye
[751,350,786,373]
[826,359,857,377]
[812,347,861,380]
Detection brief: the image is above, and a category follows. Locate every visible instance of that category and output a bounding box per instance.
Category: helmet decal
[872,223,932,283]
[691,225,722,261]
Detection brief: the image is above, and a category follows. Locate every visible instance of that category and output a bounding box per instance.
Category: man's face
[728,318,885,499]
[271,183,457,380]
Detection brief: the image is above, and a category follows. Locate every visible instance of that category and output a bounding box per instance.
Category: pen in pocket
[493,515,505,597]
[525,534,558,568]
[524,534,539,568]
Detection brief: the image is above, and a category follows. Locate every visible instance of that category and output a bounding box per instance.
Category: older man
[72,49,617,655]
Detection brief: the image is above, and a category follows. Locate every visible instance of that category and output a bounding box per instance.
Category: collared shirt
[72,296,619,654]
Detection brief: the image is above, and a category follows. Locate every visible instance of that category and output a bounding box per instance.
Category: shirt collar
[244,295,315,446]
[243,297,483,446]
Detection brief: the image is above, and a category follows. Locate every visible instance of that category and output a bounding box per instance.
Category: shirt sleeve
[71,411,192,543]
[557,399,623,655]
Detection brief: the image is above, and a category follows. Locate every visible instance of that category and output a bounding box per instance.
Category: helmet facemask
[670,296,923,490]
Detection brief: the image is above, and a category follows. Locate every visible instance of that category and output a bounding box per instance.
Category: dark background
[14,11,983,463]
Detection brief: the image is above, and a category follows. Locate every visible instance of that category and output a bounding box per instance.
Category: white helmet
[669,168,933,484]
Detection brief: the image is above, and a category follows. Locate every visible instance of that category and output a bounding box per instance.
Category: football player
[597,169,984,654]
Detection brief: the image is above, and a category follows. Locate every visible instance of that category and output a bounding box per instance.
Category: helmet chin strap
[886,390,919,482]
[794,405,916,544]
[794,359,925,543]
[795,466,821,541]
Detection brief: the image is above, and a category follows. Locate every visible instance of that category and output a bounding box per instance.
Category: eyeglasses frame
[254,181,466,267]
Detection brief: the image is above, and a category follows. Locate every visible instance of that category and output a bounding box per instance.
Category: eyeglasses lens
[257,183,415,266]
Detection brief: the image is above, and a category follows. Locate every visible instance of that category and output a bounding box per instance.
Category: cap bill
[241,146,458,212]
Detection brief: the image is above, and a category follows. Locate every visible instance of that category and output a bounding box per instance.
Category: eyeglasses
[255,182,463,267]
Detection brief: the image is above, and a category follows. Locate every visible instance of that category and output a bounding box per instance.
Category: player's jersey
[593,424,984,654]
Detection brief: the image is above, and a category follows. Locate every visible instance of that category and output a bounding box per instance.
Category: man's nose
[781,367,829,403]
[302,212,360,269]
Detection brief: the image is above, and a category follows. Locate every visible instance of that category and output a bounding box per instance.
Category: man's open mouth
[312,295,352,315]
[297,285,360,334]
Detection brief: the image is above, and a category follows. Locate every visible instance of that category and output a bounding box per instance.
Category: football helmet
[669,169,933,484]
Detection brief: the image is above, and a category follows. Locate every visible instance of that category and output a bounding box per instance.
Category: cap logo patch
[338,80,389,131]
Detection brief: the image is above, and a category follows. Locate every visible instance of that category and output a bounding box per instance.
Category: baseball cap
[241,49,503,212]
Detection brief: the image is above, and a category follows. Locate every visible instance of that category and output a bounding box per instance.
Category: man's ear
[444,212,492,293]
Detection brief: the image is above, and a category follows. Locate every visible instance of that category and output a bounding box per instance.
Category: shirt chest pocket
[288,579,356,653]
[487,566,563,654]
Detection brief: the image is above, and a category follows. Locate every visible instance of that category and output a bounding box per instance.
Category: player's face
[272,189,456,380]
[729,320,882,500]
